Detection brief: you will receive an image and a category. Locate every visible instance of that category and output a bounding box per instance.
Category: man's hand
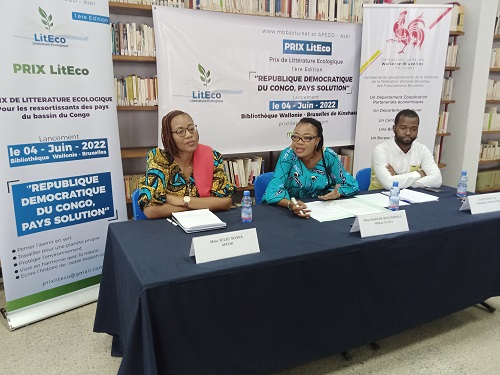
[418,169,426,177]
[386,164,396,176]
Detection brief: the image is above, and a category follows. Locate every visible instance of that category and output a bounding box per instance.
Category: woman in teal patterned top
[262,117,358,218]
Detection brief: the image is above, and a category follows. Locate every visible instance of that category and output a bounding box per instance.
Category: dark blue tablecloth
[93,187,500,375]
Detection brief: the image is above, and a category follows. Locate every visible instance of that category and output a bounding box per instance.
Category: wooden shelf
[486,99,500,104]
[490,68,500,73]
[445,66,460,71]
[478,159,500,164]
[441,99,455,104]
[450,31,464,37]
[236,186,254,191]
[476,187,500,193]
[109,2,152,16]
[117,105,158,111]
[436,132,451,137]
[121,147,154,159]
[494,34,500,40]
[438,163,446,168]
[482,130,500,134]
[112,55,156,62]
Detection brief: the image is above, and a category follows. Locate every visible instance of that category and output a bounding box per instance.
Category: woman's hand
[290,198,310,219]
[318,184,341,201]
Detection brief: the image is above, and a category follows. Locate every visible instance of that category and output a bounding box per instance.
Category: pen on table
[166,218,178,226]
[290,197,304,215]
[399,198,414,204]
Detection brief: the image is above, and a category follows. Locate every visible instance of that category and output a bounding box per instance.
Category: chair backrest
[253,172,274,204]
[131,189,148,220]
[355,168,372,192]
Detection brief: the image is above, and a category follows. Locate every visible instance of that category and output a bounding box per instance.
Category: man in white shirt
[369,109,442,190]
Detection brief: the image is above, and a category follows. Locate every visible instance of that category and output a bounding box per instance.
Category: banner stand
[6,285,99,330]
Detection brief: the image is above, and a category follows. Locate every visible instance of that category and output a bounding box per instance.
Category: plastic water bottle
[457,171,468,198]
[241,190,252,223]
[388,181,400,211]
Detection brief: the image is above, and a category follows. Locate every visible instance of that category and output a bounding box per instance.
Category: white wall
[417,0,498,190]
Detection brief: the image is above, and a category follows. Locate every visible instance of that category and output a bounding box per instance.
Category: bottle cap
[393,181,399,187]
[461,170,467,175]
[243,190,250,196]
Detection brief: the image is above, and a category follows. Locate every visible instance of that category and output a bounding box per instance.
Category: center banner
[153,7,361,154]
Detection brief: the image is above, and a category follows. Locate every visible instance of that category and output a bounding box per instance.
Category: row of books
[445,43,459,68]
[483,107,500,131]
[448,4,464,33]
[494,11,500,36]
[223,156,264,188]
[115,75,159,106]
[476,168,500,193]
[338,148,354,174]
[486,79,500,100]
[112,1,465,30]
[433,143,441,164]
[111,22,156,57]
[441,77,454,101]
[124,174,143,200]
[114,1,471,25]
[479,140,500,161]
[490,48,500,68]
[436,110,449,134]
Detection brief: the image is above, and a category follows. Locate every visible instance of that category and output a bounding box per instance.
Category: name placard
[350,210,409,238]
[189,228,260,264]
[459,193,500,215]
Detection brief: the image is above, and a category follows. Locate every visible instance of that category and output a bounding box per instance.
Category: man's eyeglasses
[171,124,198,137]
[291,134,317,143]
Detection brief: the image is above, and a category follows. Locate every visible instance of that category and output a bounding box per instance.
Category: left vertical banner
[0,0,126,329]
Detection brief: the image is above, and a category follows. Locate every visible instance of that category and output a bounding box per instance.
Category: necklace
[305,152,318,169]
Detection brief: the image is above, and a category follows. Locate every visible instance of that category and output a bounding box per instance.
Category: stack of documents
[172,209,226,233]
[306,188,440,223]
[307,199,387,222]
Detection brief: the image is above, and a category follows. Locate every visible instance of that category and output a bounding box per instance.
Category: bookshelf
[476,30,500,193]
[435,30,464,169]
[109,2,158,217]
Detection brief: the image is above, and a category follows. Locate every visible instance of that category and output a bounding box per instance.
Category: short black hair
[395,109,419,126]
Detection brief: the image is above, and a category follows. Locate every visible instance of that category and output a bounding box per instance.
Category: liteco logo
[191,63,223,102]
[386,11,425,54]
[33,7,68,46]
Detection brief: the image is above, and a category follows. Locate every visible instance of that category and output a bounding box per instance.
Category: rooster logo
[387,11,425,54]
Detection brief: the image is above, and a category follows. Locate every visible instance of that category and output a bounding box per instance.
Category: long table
[93,187,500,375]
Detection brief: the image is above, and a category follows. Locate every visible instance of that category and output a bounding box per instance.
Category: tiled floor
[1,283,499,375]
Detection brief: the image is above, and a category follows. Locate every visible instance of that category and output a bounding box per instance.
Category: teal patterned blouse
[262,147,359,204]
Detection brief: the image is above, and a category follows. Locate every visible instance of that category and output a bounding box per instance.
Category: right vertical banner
[353,4,452,175]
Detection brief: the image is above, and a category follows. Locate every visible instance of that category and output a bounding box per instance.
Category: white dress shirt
[369,138,442,190]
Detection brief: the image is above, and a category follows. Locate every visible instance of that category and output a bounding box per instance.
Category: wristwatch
[183,196,191,207]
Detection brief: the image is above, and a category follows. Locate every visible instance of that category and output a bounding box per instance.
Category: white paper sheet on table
[307,198,387,222]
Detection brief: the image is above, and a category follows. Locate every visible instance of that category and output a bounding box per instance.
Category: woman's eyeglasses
[291,134,317,143]
[171,124,198,137]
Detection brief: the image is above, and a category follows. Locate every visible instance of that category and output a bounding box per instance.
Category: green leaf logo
[39,7,53,32]
[198,63,211,88]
